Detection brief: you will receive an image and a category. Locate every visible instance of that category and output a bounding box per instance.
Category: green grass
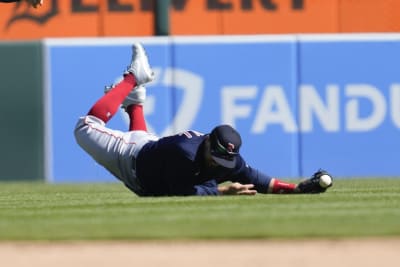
[0,179,399,240]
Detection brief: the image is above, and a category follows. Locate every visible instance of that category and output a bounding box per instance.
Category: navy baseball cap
[209,125,242,168]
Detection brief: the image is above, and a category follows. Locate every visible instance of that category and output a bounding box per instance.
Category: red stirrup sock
[271,178,297,193]
[126,104,147,131]
[88,74,137,123]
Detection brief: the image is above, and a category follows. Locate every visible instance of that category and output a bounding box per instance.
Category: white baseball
[319,174,332,188]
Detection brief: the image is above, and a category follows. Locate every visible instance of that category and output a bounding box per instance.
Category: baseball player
[74,43,333,196]
[0,0,43,8]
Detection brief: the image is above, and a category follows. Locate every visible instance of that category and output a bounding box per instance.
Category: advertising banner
[45,35,400,183]
[298,36,400,176]
[2,0,400,40]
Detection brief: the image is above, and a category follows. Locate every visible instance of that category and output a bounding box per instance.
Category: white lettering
[221,83,397,133]
[221,86,257,127]
[390,84,400,128]
[252,85,297,133]
[135,68,400,135]
[300,85,339,132]
[345,84,386,131]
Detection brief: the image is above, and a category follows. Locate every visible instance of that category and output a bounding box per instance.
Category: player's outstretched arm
[218,183,257,196]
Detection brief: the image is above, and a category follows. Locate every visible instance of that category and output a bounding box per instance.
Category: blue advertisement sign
[46,35,400,183]
[298,37,400,176]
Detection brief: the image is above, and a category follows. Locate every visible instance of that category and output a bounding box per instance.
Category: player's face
[203,137,219,169]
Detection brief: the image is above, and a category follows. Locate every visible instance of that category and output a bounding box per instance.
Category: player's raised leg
[125,86,147,131]
[88,43,154,123]
[122,43,153,131]
[105,84,148,132]
[74,43,154,181]
[105,80,148,131]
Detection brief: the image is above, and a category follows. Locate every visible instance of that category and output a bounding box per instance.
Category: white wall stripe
[43,33,400,47]
[42,42,53,183]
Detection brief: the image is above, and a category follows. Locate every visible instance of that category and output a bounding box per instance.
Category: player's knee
[73,116,90,145]
[73,115,107,147]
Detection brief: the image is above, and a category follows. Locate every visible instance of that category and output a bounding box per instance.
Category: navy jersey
[135,130,273,196]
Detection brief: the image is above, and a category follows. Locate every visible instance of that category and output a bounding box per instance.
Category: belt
[126,155,145,196]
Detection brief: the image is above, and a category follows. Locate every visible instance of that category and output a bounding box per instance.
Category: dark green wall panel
[0,42,44,181]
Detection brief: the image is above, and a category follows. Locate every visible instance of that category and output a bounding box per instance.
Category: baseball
[319,174,332,188]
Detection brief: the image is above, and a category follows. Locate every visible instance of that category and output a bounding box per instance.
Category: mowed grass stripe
[0,179,399,240]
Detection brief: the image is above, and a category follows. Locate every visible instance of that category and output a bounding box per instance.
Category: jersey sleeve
[193,180,220,196]
[231,156,273,193]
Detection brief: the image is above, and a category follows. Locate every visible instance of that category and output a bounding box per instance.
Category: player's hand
[24,0,43,8]
[218,183,257,196]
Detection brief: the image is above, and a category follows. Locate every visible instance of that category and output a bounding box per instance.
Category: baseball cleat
[122,85,146,108]
[125,43,154,85]
[296,169,333,194]
[105,77,146,109]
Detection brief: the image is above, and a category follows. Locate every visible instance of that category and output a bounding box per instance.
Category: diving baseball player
[74,43,333,196]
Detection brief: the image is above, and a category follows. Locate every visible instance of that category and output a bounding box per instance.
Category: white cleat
[123,85,146,108]
[125,43,154,85]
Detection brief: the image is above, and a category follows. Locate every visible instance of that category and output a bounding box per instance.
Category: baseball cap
[209,125,242,168]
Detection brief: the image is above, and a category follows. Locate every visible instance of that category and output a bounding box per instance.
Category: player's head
[208,125,242,168]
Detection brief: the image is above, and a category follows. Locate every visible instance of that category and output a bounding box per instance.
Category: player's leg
[74,115,158,193]
[74,115,127,179]
[126,104,147,131]
[74,43,154,181]
[125,85,147,131]
[105,82,148,131]
[88,43,154,124]
[88,73,137,123]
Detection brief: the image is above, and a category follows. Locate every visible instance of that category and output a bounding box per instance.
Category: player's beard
[196,139,218,179]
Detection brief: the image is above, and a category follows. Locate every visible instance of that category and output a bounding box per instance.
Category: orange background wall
[1,0,400,40]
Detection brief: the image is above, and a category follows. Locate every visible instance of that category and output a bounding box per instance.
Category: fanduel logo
[122,72,400,134]
[222,83,400,133]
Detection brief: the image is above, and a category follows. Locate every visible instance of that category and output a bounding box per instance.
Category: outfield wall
[0,42,45,181]
[44,34,400,183]
[2,34,400,182]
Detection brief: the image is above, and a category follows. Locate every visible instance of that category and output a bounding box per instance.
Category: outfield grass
[0,179,399,240]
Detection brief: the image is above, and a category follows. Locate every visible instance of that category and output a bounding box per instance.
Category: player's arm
[193,180,220,195]
[231,157,332,194]
[228,156,273,193]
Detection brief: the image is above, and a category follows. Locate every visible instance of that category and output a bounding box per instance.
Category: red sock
[88,74,137,123]
[126,104,147,131]
[271,179,297,194]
